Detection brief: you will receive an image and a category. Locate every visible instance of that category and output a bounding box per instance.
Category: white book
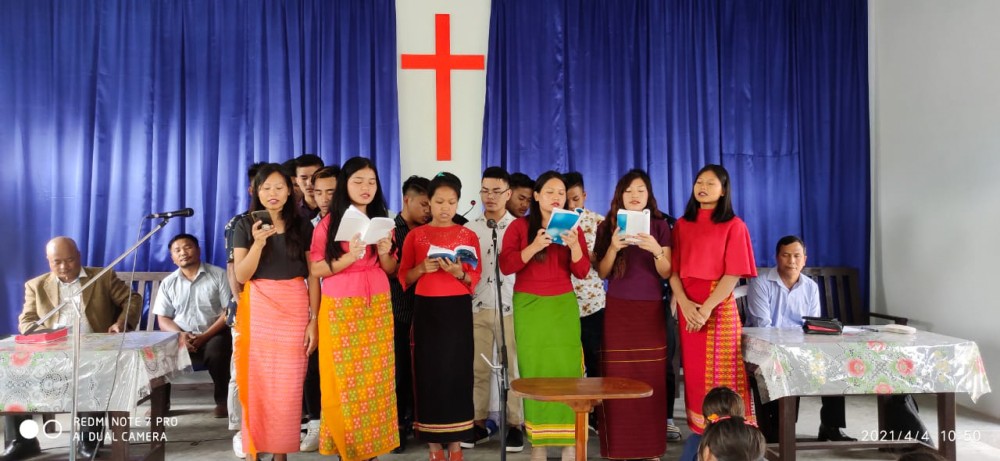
[616,209,651,240]
[334,205,395,244]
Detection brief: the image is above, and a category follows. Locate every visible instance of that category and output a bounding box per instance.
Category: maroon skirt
[597,296,668,459]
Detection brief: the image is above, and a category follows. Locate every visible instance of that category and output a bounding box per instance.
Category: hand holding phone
[251,210,274,229]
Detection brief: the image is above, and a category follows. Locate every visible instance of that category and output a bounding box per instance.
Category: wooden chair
[800,267,907,326]
[116,272,173,331]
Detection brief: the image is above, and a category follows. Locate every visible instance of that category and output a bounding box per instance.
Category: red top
[671,208,757,281]
[499,217,591,296]
[398,224,482,297]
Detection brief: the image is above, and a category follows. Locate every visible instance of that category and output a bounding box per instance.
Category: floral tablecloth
[742,327,991,403]
[0,332,192,413]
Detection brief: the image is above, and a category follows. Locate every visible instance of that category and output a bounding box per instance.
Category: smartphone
[250,210,273,227]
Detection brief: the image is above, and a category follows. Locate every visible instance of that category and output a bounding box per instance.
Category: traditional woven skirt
[513,291,583,447]
[235,278,309,457]
[412,294,475,443]
[317,290,398,460]
[598,296,668,459]
[678,278,755,434]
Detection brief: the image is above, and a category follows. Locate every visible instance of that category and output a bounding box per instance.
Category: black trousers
[580,309,604,378]
[302,348,321,421]
[393,319,414,430]
[751,375,927,443]
[188,328,233,406]
[3,415,30,445]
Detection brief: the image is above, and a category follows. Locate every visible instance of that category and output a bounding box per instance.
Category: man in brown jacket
[3,236,143,460]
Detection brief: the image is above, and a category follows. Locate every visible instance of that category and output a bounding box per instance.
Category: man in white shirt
[747,235,854,443]
[463,167,524,452]
[153,233,232,418]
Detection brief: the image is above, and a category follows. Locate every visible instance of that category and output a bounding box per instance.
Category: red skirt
[598,296,668,459]
[678,278,755,434]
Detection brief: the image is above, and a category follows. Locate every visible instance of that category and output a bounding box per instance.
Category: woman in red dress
[398,172,482,461]
[667,164,757,435]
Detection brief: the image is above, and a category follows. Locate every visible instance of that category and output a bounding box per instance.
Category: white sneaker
[233,432,246,459]
[300,420,320,452]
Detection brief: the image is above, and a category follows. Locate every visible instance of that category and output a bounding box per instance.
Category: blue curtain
[0,0,869,334]
[483,0,869,284]
[0,0,399,333]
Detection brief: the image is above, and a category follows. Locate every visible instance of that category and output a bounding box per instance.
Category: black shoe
[459,424,492,449]
[78,440,101,460]
[505,426,524,453]
[0,439,41,461]
[817,424,857,442]
[391,429,408,454]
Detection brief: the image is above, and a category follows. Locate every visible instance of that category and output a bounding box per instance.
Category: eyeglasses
[479,188,509,197]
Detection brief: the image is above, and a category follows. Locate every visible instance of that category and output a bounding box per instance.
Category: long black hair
[682,164,736,223]
[249,163,305,260]
[594,169,664,279]
[526,171,566,262]
[324,157,389,263]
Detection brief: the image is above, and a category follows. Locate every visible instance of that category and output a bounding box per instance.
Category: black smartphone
[250,210,273,227]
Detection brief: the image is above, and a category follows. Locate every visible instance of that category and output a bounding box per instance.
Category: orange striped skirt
[235,278,310,457]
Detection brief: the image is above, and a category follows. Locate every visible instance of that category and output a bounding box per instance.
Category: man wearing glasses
[462,166,525,452]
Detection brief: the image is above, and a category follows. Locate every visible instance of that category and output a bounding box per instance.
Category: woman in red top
[499,171,590,461]
[399,172,482,461]
[668,164,757,434]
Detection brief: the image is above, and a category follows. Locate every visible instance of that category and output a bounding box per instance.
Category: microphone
[487,219,497,229]
[145,208,194,219]
[461,200,478,217]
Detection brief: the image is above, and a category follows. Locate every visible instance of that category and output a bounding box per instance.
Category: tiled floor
[5,387,1000,460]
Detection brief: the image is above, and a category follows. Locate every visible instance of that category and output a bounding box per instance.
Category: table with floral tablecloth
[0,331,192,413]
[742,327,990,403]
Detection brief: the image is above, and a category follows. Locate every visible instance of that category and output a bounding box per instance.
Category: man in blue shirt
[747,235,855,443]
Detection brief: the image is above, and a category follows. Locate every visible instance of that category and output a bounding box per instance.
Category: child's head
[697,416,766,461]
[703,386,745,425]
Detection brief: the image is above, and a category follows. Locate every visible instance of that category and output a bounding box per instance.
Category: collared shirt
[388,213,418,323]
[466,211,516,316]
[152,263,231,333]
[746,267,820,328]
[572,208,606,317]
[56,267,93,333]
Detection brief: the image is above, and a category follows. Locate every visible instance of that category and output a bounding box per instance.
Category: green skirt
[513,291,584,446]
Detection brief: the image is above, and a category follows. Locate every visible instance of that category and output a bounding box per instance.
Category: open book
[616,209,651,243]
[427,244,479,269]
[546,208,582,245]
[334,205,395,244]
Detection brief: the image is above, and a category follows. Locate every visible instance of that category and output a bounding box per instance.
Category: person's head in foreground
[698,416,766,461]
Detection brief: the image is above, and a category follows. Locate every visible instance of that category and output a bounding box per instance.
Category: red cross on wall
[401,14,485,161]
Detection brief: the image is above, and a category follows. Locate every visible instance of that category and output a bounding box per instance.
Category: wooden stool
[511,377,653,460]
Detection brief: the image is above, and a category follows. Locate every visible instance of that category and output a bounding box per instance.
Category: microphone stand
[23,217,175,460]
[490,221,511,461]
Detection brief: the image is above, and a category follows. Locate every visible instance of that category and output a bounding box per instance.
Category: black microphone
[487,218,497,229]
[461,200,478,217]
[145,208,194,219]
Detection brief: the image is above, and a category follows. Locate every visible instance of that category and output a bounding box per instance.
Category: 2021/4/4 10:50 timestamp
[859,430,981,442]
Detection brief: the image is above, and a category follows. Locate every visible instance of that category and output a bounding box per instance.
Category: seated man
[746,235,856,443]
[152,233,232,418]
[5,236,142,460]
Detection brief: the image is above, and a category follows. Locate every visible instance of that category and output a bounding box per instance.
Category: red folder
[15,327,69,344]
